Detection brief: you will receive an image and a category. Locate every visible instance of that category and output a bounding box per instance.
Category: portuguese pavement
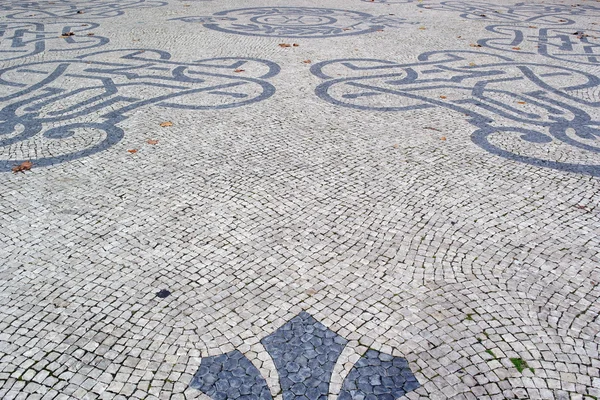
[0,0,599,399]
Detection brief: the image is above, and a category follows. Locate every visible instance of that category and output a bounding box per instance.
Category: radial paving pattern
[0,0,599,399]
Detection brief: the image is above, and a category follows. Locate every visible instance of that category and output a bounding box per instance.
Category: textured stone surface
[1,0,599,399]
[261,311,347,400]
[339,349,419,400]
[190,350,272,400]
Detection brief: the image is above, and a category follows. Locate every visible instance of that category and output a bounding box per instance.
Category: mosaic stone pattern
[0,0,167,19]
[0,21,109,61]
[172,7,417,38]
[261,312,347,400]
[311,52,600,176]
[1,0,600,399]
[478,25,600,65]
[191,312,419,400]
[0,51,279,171]
[339,349,419,400]
[419,1,600,24]
[190,350,272,400]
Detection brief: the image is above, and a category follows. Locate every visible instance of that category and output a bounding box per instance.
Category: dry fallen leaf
[160,121,173,127]
[528,25,537,28]
[469,62,477,66]
[147,139,159,145]
[440,95,447,99]
[293,43,299,47]
[234,69,245,73]
[470,43,482,47]
[128,149,138,154]
[440,136,447,141]
[419,26,427,30]
[279,43,291,47]
[302,60,312,64]
[517,101,526,104]
[12,161,33,174]
[512,47,521,50]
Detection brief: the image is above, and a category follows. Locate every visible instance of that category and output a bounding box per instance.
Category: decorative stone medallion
[311,51,600,176]
[172,7,417,38]
[0,50,279,172]
[190,312,419,400]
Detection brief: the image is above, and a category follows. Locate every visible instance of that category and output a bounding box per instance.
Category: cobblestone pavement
[1,0,599,399]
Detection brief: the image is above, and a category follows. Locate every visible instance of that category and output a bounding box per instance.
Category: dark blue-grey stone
[190,350,273,400]
[339,349,419,400]
[261,311,348,400]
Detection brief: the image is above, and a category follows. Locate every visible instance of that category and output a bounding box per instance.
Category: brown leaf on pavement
[160,121,173,127]
[293,43,299,47]
[279,43,291,47]
[234,69,245,73]
[128,149,138,154]
[440,136,447,141]
[302,60,311,64]
[470,43,482,47]
[12,161,33,174]
[147,139,159,145]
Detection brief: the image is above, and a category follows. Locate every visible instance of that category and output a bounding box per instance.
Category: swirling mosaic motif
[0,0,166,20]
[0,22,108,62]
[311,51,600,176]
[418,1,600,25]
[361,0,417,3]
[478,25,600,65]
[172,7,417,38]
[0,50,279,172]
[190,312,419,400]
